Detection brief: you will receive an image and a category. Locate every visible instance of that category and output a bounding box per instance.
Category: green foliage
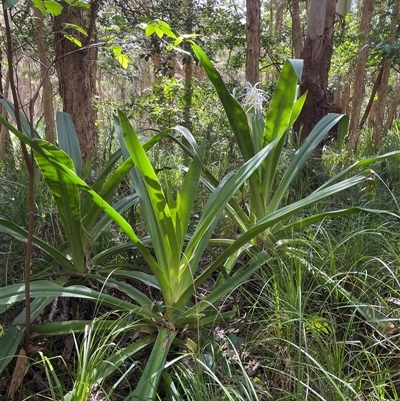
[1,39,400,400]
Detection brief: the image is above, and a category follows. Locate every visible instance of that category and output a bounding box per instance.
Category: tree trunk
[294,0,336,147]
[246,0,261,85]
[359,62,384,132]
[182,0,194,130]
[373,0,400,149]
[347,0,375,156]
[34,6,56,144]
[288,0,303,58]
[0,71,12,158]
[53,1,99,164]
[386,73,400,130]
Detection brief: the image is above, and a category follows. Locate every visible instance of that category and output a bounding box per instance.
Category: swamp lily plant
[0,41,399,400]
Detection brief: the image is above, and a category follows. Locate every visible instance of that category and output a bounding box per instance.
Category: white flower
[233,82,268,113]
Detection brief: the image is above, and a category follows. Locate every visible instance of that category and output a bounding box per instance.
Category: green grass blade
[318,150,400,191]
[189,171,389,294]
[177,252,269,325]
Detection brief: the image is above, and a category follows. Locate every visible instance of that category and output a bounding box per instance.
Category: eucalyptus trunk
[34,6,56,144]
[294,0,336,146]
[246,0,261,85]
[288,0,303,58]
[347,0,375,156]
[373,0,400,149]
[53,1,99,164]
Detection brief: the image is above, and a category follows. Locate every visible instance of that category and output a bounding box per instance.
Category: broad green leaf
[3,0,19,9]
[178,141,205,249]
[32,0,48,15]
[264,59,302,143]
[0,99,36,138]
[145,25,156,36]
[34,140,85,272]
[112,45,129,69]
[177,252,269,326]
[61,22,88,36]
[0,218,74,272]
[0,297,53,373]
[130,327,176,401]
[0,116,158,276]
[0,281,155,319]
[317,151,400,191]
[187,171,394,298]
[267,113,347,213]
[117,111,180,273]
[93,274,152,308]
[189,41,254,163]
[69,0,90,8]
[155,26,164,38]
[56,111,82,176]
[63,33,82,47]
[43,0,63,16]
[89,193,138,242]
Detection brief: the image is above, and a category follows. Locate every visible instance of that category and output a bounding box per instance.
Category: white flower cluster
[233,82,268,113]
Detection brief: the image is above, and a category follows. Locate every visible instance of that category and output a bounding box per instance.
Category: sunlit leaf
[61,22,88,36]
[43,0,63,16]
[62,33,82,47]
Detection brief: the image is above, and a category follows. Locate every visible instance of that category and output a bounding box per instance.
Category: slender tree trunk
[53,1,99,164]
[347,0,375,156]
[386,74,400,130]
[288,0,303,58]
[373,0,399,149]
[0,71,12,158]
[359,62,384,132]
[294,0,336,145]
[182,0,194,130]
[246,0,261,85]
[34,6,56,144]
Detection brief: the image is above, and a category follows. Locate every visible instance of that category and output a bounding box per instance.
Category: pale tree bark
[288,0,303,58]
[386,74,400,130]
[275,0,285,37]
[53,0,99,164]
[34,6,56,144]
[294,0,336,145]
[373,0,400,149]
[347,0,375,157]
[246,0,261,85]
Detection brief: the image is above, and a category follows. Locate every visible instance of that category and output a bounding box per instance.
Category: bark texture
[294,0,336,146]
[347,0,375,156]
[289,0,303,58]
[373,0,400,149]
[246,0,261,85]
[53,1,98,164]
[34,6,56,144]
